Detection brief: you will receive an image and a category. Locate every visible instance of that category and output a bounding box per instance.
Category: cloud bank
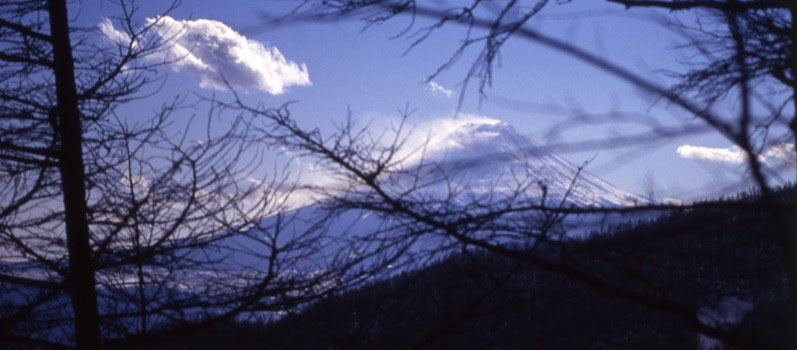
[676,145,749,164]
[396,114,502,165]
[677,143,795,165]
[99,19,134,48]
[425,81,455,98]
[101,16,311,94]
[764,143,797,165]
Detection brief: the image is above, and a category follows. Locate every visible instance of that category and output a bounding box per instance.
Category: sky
[76,0,794,203]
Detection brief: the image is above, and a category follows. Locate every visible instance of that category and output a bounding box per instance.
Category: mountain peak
[412,116,645,207]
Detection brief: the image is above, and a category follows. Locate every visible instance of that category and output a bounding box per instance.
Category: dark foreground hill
[129,187,792,350]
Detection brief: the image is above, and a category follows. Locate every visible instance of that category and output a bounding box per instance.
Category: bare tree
[221,0,794,347]
[0,1,385,349]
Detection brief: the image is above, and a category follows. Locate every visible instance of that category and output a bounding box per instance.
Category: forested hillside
[132,187,792,350]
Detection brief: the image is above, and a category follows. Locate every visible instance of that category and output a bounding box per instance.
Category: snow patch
[696,296,753,350]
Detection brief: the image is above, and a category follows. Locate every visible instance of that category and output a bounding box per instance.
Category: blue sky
[78,1,792,202]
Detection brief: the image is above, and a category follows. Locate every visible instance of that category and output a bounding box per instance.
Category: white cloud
[661,197,685,206]
[100,16,311,95]
[676,145,749,164]
[425,81,455,98]
[99,19,136,48]
[120,170,150,195]
[677,143,795,165]
[278,114,504,208]
[764,143,796,165]
[396,114,502,166]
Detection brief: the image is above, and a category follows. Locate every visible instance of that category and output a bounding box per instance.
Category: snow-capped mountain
[227,116,649,272]
[391,116,646,207]
[0,117,651,344]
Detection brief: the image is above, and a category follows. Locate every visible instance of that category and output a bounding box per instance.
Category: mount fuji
[0,117,651,343]
[227,116,649,270]
[388,116,646,207]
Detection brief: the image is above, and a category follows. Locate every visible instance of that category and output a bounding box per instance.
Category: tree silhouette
[226,0,795,348]
[0,1,384,348]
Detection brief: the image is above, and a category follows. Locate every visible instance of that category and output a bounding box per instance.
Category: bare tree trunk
[787,5,797,349]
[47,0,102,348]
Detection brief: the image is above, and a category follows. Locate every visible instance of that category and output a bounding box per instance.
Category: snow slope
[238,117,649,267]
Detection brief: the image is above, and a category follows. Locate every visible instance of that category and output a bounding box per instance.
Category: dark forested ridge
[129,187,791,350]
